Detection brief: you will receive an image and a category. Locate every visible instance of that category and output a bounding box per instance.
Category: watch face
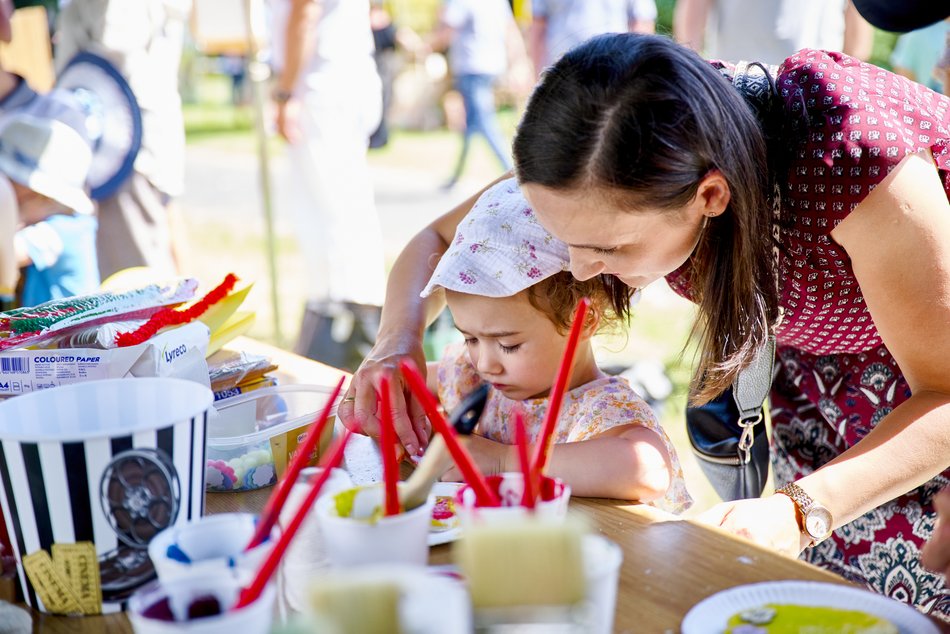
[805,506,833,539]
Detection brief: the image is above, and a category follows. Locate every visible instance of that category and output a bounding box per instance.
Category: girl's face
[446,290,575,401]
[521,175,729,290]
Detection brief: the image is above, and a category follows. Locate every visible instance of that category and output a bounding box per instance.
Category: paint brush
[530,298,590,481]
[399,359,499,507]
[234,430,352,610]
[378,374,401,516]
[513,406,535,510]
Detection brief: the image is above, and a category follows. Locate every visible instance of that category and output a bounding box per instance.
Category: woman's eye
[499,343,521,354]
[464,337,477,346]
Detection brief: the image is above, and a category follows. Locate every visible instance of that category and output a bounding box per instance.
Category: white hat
[421,177,570,298]
[0,112,93,215]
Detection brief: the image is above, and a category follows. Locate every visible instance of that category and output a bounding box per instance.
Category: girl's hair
[513,33,780,404]
[526,271,622,336]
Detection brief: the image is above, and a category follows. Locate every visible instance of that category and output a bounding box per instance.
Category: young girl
[421,177,691,513]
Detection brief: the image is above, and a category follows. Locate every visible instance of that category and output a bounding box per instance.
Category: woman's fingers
[388,379,424,457]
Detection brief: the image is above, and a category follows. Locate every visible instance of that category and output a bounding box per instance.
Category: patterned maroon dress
[670,49,950,619]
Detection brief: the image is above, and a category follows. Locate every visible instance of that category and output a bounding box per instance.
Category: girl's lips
[492,383,509,390]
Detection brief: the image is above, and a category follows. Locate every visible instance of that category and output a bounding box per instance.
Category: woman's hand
[922,487,950,579]
[441,434,513,482]
[696,494,808,557]
[337,338,431,458]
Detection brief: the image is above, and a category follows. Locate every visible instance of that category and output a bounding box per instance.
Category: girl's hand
[441,435,513,482]
[338,339,431,458]
[922,487,950,579]
[695,494,808,557]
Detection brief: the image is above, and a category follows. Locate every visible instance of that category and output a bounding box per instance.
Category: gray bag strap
[732,335,776,464]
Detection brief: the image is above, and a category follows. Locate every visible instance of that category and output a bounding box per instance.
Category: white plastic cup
[278,466,353,614]
[127,572,276,634]
[148,513,275,584]
[315,483,434,567]
[455,472,571,525]
[582,534,623,634]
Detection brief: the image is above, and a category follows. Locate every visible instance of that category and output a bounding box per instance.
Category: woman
[340,34,950,616]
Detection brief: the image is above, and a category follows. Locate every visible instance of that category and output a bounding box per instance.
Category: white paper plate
[681,581,939,634]
[428,482,463,546]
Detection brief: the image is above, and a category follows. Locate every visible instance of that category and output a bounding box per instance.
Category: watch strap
[777,482,820,547]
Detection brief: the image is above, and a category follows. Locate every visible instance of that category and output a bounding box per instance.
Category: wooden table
[24,338,942,633]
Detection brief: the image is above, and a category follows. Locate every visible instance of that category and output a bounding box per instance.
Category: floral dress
[436,343,693,514]
[670,49,950,619]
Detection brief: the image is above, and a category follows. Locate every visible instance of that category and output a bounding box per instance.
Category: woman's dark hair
[513,33,780,404]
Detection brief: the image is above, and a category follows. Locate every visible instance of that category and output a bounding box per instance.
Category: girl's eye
[499,343,521,354]
[464,337,477,346]
[591,246,618,256]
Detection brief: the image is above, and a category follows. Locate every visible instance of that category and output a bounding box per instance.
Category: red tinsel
[114,273,239,347]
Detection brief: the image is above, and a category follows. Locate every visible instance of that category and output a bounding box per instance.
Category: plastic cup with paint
[455,472,571,525]
[148,513,275,584]
[127,572,276,634]
[315,483,435,568]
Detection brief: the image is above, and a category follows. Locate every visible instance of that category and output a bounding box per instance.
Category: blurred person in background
[272,0,386,371]
[890,19,950,94]
[54,0,191,280]
[430,0,528,191]
[529,0,657,76]
[2,100,100,306]
[0,0,34,310]
[674,0,873,65]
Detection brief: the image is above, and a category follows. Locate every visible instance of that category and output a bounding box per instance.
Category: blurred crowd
[0,0,949,362]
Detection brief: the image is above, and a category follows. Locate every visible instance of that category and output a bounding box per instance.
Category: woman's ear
[695,170,731,218]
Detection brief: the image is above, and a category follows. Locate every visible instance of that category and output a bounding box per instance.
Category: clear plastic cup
[582,534,623,634]
[127,572,276,634]
[278,466,353,615]
[455,472,571,524]
[315,483,434,567]
[148,513,276,584]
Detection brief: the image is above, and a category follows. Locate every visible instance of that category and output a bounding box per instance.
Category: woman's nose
[569,251,606,281]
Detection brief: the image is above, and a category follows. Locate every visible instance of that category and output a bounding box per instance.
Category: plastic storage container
[205,384,338,492]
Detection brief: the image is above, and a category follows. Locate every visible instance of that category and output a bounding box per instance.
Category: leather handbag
[686,337,776,502]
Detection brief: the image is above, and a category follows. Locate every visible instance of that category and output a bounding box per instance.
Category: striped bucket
[0,377,212,615]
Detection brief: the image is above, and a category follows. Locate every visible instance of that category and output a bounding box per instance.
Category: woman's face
[522,175,729,290]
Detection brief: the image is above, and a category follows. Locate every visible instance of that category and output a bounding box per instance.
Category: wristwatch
[776,482,833,547]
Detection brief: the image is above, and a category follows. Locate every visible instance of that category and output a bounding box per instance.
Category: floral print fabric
[436,343,693,514]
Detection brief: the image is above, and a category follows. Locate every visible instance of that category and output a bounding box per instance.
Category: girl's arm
[702,150,950,554]
[443,424,673,502]
[339,178,510,457]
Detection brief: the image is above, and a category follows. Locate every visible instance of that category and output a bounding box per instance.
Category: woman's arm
[701,151,950,554]
[443,424,673,501]
[339,179,510,456]
[803,150,950,522]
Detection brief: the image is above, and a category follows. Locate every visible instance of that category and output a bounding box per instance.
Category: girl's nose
[476,348,503,376]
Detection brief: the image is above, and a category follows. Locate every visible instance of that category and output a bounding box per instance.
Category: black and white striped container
[0,377,212,614]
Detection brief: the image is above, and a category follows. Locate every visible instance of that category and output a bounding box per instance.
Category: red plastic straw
[378,374,402,516]
[530,298,590,479]
[513,406,535,510]
[234,430,352,610]
[245,375,345,550]
[398,359,499,507]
